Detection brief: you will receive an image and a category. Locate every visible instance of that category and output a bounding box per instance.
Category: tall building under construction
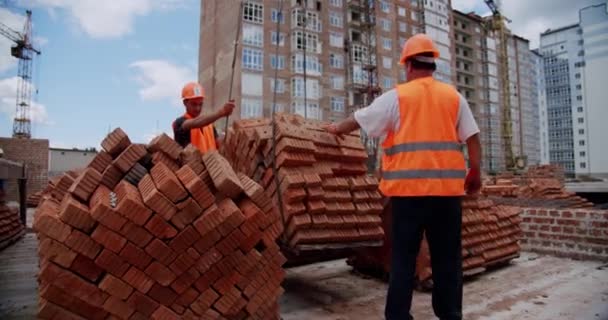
[199,0,542,173]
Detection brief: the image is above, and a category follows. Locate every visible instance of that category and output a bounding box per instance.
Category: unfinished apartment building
[452,10,540,173]
[199,0,457,130]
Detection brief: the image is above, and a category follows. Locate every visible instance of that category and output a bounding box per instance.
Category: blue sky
[1,0,599,149]
[0,0,200,149]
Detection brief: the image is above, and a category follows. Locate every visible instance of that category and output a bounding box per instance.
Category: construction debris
[32,128,285,320]
[221,113,384,251]
[348,196,523,287]
[0,202,24,250]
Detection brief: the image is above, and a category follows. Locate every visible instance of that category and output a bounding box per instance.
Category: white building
[540,2,608,177]
[49,148,98,178]
[532,49,550,165]
[422,0,454,83]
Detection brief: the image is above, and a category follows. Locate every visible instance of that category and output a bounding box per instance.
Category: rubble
[32,129,286,320]
[221,113,385,250]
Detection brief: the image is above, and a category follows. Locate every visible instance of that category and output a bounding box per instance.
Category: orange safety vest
[183,113,217,154]
[379,76,467,197]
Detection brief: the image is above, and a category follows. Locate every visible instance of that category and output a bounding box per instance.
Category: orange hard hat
[181,82,205,100]
[399,34,440,65]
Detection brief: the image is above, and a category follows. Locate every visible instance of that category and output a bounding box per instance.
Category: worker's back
[380,76,466,197]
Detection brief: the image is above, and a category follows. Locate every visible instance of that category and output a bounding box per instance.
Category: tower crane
[0,9,41,139]
[483,0,525,171]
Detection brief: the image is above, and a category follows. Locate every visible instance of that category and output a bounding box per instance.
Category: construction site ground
[0,209,607,320]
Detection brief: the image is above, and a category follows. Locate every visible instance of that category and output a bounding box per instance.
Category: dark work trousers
[385,196,463,320]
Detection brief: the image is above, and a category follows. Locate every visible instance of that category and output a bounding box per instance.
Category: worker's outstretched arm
[181,101,235,131]
[465,133,482,194]
[325,115,361,136]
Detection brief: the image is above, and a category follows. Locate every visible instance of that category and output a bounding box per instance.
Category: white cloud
[0,8,26,73]
[34,36,49,47]
[0,76,51,126]
[20,0,192,39]
[452,0,481,13]
[129,59,195,106]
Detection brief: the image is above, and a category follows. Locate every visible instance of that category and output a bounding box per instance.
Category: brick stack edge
[32,128,286,320]
[0,202,25,250]
[348,195,523,284]
[220,113,384,249]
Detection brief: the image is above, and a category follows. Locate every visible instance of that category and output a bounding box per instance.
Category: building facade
[48,148,98,178]
[452,10,540,173]
[532,49,550,165]
[540,3,607,177]
[199,0,454,130]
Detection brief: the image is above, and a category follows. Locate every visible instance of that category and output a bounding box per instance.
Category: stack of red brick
[221,113,384,249]
[32,128,286,320]
[0,202,24,250]
[349,196,523,286]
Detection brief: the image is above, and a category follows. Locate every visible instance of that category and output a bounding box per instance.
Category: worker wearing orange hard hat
[172,82,235,153]
[325,34,482,320]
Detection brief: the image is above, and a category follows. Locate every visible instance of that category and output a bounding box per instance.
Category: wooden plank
[0,233,39,319]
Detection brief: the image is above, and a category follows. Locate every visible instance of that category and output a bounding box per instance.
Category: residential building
[540,3,608,177]
[199,0,447,130]
[453,10,540,173]
[533,49,550,164]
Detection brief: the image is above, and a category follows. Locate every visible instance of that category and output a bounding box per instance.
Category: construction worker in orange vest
[172,82,235,153]
[326,34,482,320]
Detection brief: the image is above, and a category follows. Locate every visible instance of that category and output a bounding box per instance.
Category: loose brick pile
[33,128,286,320]
[0,202,24,250]
[221,113,384,250]
[349,196,523,287]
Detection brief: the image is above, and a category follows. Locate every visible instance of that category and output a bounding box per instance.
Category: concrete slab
[281,254,608,320]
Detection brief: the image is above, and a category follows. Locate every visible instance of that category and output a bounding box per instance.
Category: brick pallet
[0,203,25,250]
[221,113,384,252]
[348,196,522,287]
[32,128,286,320]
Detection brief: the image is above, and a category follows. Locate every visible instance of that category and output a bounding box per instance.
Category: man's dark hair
[408,52,437,71]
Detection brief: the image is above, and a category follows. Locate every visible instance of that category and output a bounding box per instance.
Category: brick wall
[521,208,608,261]
[0,137,49,202]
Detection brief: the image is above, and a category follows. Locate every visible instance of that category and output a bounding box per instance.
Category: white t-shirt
[353,88,480,142]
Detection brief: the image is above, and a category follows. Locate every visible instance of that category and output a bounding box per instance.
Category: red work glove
[465,167,481,195]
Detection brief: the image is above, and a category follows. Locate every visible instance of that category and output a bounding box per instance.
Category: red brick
[152,151,180,172]
[145,214,178,239]
[145,261,177,286]
[114,181,152,226]
[119,221,153,248]
[175,287,200,307]
[122,266,155,294]
[102,128,131,156]
[39,261,108,307]
[151,305,181,320]
[38,298,87,320]
[193,204,229,237]
[70,254,104,282]
[130,312,149,320]
[148,133,182,160]
[194,229,222,254]
[89,150,113,174]
[148,283,178,306]
[168,251,198,276]
[138,174,177,220]
[95,249,130,277]
[145,238,178,265]
[561,211,573,218]
[576,211,588,219]
[172,197,203,230]
[202,151,244,198]
[214,286,240,315]
[103,295,136,320]
[127,291,160,317]
[91,224,127,253]
[190,288,220,316]
[557,219,581,227]
[151,162,188,203]
[69,168,103,203]
[592,221,608,228]
[114,143,147,173]
[176,166,215,210]
[40,284,107,320]
[38,237,77,268]
[99,274,134,300]
[119,242,153,270]
[65,229,101,259]
[169,226,201,253]
[171,268,200,294]
[58,195,96,233]
[216,228,246,255]
[90,201,127,232]
[100,164,124,189]
[33,199,72,241]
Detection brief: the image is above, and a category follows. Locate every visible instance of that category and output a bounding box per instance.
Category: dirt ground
[280,253,608,320]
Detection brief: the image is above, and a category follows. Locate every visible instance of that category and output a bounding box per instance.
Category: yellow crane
[483,0,526,171]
